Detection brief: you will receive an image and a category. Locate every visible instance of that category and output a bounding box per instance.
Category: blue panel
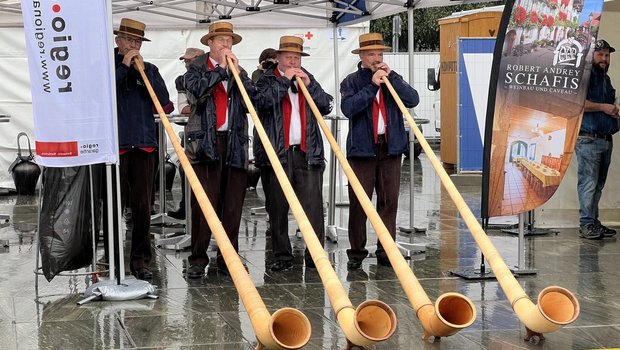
[458,38,496,171]
[336,0,369,25]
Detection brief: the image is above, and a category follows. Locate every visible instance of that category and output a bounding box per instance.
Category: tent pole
[114,163,125,281]
[105,164,116,281]
[399,5,427,236]
[89,165,97,274]
[326,23,342,242]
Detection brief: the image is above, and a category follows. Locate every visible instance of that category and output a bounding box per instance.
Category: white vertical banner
[20,0,117,167]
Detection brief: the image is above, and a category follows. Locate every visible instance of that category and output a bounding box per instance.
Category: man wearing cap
[253,36,333,272]
[340,33,419,270]
[114,18,170,280]
[576,39,619,240]
[252,48,277,83]
[177,48,206,115]
[167,47,205,221]
[183,22,254,278]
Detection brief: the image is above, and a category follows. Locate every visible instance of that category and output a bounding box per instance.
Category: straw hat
[200,22,242,46]
[276,36,309,57]
[114,18,150,42]
[179,48,205,60]
[351,33,391,54]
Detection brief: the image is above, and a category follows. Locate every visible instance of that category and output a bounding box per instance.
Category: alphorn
[382,76,580,340]
[295,77,476,340]
[228,59,397,349]
[135,60,311,350]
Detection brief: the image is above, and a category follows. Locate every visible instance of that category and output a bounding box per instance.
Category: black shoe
[347,260,362,270]
[186,264,205,279]
[377,257,392,267]
[167,207,185,220]
[597,224,617,237]
[269,260,292,272]
[134,267,153,280]
[579,224,603,240]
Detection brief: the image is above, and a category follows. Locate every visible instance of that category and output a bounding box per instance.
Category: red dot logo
[52,4,61,13]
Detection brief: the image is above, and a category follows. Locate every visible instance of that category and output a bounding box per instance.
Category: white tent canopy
[0,0,494,28]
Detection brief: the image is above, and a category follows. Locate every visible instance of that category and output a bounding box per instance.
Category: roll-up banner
[21,0,118,167]
[482,0,605,218]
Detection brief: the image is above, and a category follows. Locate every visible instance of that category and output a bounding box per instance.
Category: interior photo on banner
[482,0,605,218]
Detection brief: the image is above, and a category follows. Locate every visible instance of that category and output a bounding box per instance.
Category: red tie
[207,59,227,129]
[275,69,306,151]
[372,87,388,143]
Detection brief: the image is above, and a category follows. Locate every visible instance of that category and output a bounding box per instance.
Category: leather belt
[579,131,612,141]
[288,144,303,152]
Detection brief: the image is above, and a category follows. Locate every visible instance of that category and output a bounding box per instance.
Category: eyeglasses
[119,35,142,45]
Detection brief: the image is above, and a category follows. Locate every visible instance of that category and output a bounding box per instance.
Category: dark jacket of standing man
[183,21,254,279]
[576,39,619,240]
[340,32,419,270]
[253,36,333,272]
[114,18,170,280]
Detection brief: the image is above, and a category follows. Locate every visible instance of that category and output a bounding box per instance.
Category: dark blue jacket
[115,48,170,149]
[251,66,333,167]
[581,66,619,135]
[184,53,253,169]
[340,63,419,158]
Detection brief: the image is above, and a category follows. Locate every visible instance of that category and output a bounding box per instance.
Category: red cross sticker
[304,31,313,40]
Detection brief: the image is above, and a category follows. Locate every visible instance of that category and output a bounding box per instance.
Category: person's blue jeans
[574,136,613,227]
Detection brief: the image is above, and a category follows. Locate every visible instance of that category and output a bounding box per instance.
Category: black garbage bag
[39,166,94,281]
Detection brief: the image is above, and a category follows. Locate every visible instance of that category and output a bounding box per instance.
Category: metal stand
[325,114,349,242]
[153,116,192,250]
[399,127,427,236]
[325,27,347,243]
[448,250,496,280]
[1,115,12,223]
[510,212,537,276]
[449,218,496,280]
[502,210,556,236]
[151,116,184,229]
[399,24,426,237]
[487,215,518,229]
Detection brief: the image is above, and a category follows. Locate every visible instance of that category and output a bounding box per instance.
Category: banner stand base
[449,268,496,280]
[398,225,427,233]
[77,279,158,305]
[150,213,184,227]
[510,267,538,276]
[327,225,346,242]
[396,241,426,256]
[502,228,557,236]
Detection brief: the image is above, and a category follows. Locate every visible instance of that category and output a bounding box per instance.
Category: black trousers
[189,132,247,267]
[120,149,156,272]
[261,148,325,263]
[347,139,401,263]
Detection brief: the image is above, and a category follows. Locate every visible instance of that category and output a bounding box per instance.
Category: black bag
[39,166,94,281]
[8,132,41,196]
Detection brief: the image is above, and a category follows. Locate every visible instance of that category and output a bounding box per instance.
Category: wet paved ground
[1,151,620,349]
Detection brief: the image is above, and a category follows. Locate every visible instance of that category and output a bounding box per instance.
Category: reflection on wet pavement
[1,153,619,349]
